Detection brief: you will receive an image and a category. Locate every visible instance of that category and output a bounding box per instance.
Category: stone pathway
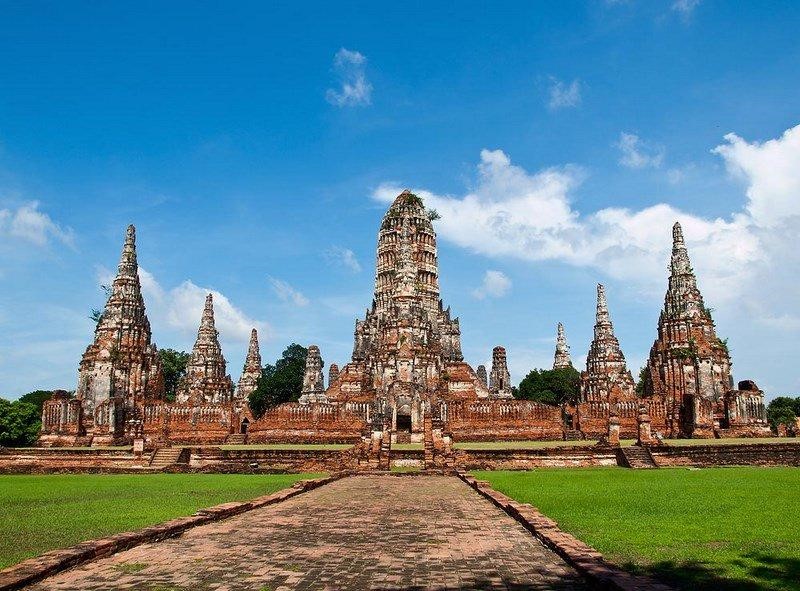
[26,475,588,591]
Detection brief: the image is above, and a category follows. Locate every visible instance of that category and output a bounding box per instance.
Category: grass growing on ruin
[475,467,800,591]
[454,439,636,449]
[219,443,352,450]
[0,473,323,569]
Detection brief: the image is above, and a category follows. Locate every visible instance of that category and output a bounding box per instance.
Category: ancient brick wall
[454,446,619,470]
[188,447,354,472]
[444,400,564,441]
[650,443,800,467]
[142,403,234,445]
[575,400,668,439]
[248,403,365,443]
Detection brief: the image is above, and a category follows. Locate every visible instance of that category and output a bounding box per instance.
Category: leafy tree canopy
[18,390,57,415]
[766,396,800,430]
[0,399,41,447]
[248,343,309,418]
[158,349,190,402]
[515,366,580,406]
[635,366,649,397]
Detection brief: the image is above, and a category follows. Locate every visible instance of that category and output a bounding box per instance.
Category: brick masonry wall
[651,442,800,467]
[454,447,619,470]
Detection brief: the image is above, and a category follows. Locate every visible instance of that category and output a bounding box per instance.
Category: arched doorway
[240,418,250,434]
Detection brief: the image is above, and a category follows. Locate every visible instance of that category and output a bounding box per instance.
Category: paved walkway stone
[26,475,588,591]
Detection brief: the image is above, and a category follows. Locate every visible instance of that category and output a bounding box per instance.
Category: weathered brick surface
[20,476,588,591]
[650,442,800,467]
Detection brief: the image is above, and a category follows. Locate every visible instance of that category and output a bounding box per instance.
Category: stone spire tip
[672,221,684,244]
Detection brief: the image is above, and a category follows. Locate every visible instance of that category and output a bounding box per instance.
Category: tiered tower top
[553,322,572,369]
[374,190,439,314]
[663,222,708,322]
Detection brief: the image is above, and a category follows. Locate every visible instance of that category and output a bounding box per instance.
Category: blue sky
[1,1,799,399]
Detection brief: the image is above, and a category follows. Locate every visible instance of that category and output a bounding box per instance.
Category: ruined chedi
[552,322,572,369]
[76,225,164,416]
[580,284,636,403]
[236,328,262,401]
[299,345,327,404]
[175,293,235,404]
[489,346,513,398]
[328,363,340,386]
[476,365,488,388]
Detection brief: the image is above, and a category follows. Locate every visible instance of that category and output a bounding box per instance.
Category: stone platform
[25,475,588,591]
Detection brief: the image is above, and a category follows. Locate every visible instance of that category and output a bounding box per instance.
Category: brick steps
[618,446,658,469]
[149,447,186,469]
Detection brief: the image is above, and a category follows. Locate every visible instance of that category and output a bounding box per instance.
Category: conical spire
[396,216,417,296]
[596,283,611,328]
[117,224,138,278]
[670,222,693,276]
[236,328,262,400]
[553,322,572,369]
[664,221,706,320]
[201,293,215,329]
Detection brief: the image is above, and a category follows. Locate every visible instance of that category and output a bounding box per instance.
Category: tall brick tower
[645,222,733,436]
[324,190,487,435]
[580,284,636,403]
[76,225,164,417]
[176,293,234,404]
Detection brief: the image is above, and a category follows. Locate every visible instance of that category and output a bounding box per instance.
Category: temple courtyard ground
[2,467,798,590]
[18,475,588,591]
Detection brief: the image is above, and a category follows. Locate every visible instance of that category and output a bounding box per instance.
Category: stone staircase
[225,433,248,445]
[618,446,658,469]
[149,447,186,469]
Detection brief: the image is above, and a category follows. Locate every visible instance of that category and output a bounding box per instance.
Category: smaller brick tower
[553,322,572,369]
[176,294,234,404]
[299,345,327,404]
[476,365,488,388]
[236,328,262,402]
[328,363,340,386]
[489,346,513,399]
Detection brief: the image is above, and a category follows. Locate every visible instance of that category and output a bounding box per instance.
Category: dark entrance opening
[396,414,412,432]
[240,418,250,434]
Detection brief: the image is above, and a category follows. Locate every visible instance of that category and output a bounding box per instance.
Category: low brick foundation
[650,442,800,467]
[0,475,340,591]
[454,445,619,470]
[456,471,674,591]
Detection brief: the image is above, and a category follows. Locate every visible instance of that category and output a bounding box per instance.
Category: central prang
[318,191,499,440]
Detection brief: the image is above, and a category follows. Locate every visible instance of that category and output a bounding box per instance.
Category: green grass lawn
[475,467,800,591]
[0,473,322,569]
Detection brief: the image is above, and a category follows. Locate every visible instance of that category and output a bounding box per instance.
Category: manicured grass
[0,473,322,569]
[391,443,423,450]
[219,443,352,450]
[475,467,800,591]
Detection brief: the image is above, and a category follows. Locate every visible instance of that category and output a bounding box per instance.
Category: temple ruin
[39,193,771,447]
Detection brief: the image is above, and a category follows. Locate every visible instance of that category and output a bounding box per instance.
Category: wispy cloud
[268,276,309,307]
[0,201,75,248]
[373,123,800,323]
[616,132,665,169]
[472,270,512,300]
[672,0,701,19]
[547,78,582,111]
[325,48,372,107]
[324,245,362,273]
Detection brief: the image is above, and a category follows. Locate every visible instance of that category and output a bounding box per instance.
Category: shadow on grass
[628,552,800,591]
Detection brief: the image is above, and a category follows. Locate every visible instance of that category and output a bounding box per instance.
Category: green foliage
[427,208,441,221]
[515,366,580,405]
[403,192,424,208]
[0,473,323,569]
[18,390,58,415]
[635,367,649,397]
[0,399,41,447]
[717,337,730,354]
[766,396,800,430]
[476,467,800,591]
[89,308,103,324]
[249,343,309,418]
[158,349,190,402]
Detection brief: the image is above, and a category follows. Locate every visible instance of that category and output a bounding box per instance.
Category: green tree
[0,399,41,447]
[766,396,800,431]
[158,349,190,402]
[18,390,53,415]
[249,343,308,418]
[516,366,580,406]
[635,366,649,397]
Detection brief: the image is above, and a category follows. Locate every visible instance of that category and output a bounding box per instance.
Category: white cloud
[472,270,512,300]
[0,201,74,248]
[94,265,266,343]
[325,48,372,107]
[547,78,582,110]
[712,126,800,228]
[372,123,800,317]
[268,276,310,307]
[616,132,665,169]
[324,246,362,273]
[672,0,701,18]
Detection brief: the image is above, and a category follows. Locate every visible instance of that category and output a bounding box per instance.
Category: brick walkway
[27,475,588,591]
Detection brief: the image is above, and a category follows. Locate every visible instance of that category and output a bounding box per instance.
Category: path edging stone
[456,470,675,591]
[0,474,339,591]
